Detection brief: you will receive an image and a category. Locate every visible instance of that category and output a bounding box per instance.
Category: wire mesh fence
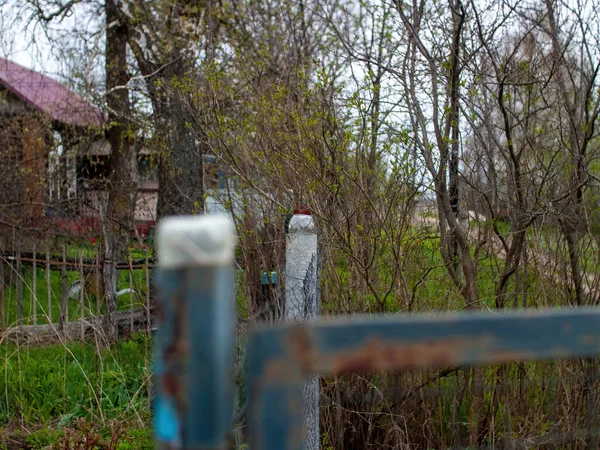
[0,234,154,339]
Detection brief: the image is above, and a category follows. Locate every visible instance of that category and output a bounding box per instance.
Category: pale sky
[2,15,60,75]
[1,2,100,82]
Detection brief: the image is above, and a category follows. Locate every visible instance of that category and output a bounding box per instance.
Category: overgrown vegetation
[0,335,152,449]
[1,0,600,447]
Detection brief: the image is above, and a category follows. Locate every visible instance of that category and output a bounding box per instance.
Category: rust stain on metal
[173,289,189,415]
[259,325,543,383]
[287,329,526,375]
[481,349,534,364]
[175,339,189,354]
[328,337,482,374]
[262,359,300,383]
[162,372,179,396]
[287,324,315,369]
[326,339,535,374]
[287,394,302,416]
[259,325,314,384]
[154,299,165,321]
[157,286,189,424]
[285,325,498,374]
[581,334,595,345]
[156,439,182,450]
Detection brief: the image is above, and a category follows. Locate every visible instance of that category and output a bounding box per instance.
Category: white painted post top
[157,215,236,268]
[288,214,316,235]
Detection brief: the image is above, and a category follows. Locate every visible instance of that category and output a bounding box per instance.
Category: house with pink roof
[0,57,105,227]
[0,57,158,236]
[0,57,232,239]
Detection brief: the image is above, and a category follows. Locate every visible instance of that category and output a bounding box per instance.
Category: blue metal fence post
[153,215,236,449]
[246,326,306,450]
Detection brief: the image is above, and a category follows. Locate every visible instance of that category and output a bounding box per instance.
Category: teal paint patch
[154,396,180,444]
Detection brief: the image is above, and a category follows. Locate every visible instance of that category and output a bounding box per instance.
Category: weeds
[0,335,151,426]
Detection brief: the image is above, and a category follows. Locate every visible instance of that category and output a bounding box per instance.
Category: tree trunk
[156,85,204,218]
[103,0,138,341]
[562,222,585,306]
[113,2,205,221]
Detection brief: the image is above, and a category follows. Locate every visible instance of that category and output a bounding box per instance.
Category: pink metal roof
[0,57,105,128]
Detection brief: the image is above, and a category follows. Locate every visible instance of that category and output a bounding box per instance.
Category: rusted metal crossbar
[152,215,600,450]
[245,309,600,449]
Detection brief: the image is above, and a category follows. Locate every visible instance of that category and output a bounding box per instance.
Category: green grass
[0,334,151,426]
[64,242,153,261]
[17,422,154,449]
[324,224,571,316]
[0,333,154,448]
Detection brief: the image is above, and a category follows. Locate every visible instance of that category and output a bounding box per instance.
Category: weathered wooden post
[59,244,68,329]
[46,246,52,322]
[285,209,320,450]
[79,251,84,342]
[32,242,37,325]
[0,237,5,329]
[153,215,236,449]
[16,239,22,326]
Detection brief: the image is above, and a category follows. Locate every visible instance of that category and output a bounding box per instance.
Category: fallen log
[2,308,151,346]
[1,311,256,346]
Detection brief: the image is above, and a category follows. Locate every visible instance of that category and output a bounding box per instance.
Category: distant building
[0,57,104,226]
[0,57,239,239]
[77,138,159,236]
[0,57,158,237]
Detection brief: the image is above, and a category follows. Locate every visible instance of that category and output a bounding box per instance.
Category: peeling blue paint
[154,396,180,444]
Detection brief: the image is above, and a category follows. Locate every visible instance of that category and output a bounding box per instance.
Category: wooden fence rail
[0,251,155,269]
[0,245,155,338]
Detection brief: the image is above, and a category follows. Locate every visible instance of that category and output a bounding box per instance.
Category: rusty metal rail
[245,308,600,449]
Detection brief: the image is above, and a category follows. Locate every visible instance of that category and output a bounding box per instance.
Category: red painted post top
[293,204,311,215]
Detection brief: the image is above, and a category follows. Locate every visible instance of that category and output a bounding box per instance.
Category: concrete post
[285,212,320,450]
[153,215,236,449]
